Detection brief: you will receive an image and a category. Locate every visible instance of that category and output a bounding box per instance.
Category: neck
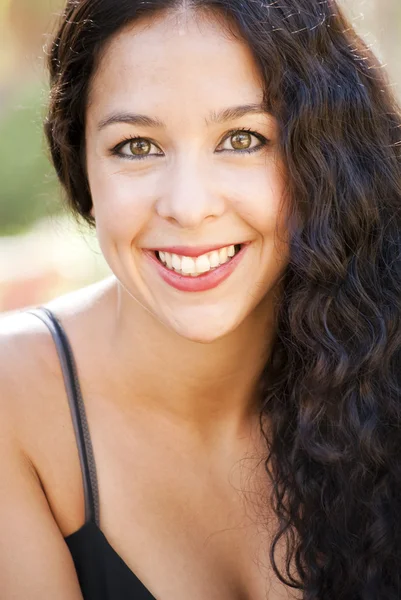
[103,279,279,439]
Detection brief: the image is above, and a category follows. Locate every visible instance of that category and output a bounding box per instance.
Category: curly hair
[45,0,401,598]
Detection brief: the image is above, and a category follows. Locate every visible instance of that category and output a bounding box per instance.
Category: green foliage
[0,83,62,235]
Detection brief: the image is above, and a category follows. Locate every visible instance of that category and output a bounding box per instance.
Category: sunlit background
[0,0,400,312]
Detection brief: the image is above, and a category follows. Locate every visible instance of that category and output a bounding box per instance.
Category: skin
[0,9,296,600]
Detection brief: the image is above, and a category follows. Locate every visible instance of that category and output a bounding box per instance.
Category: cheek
[227,159,287,233]
[88,165,155,243]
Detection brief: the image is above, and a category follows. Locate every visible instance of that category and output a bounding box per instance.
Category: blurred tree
[0,0,63,234]
[0,83,61,234]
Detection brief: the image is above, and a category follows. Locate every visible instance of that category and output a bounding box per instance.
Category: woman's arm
[0,320,83,600]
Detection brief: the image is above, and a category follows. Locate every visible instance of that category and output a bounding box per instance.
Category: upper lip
[146,243,246,258]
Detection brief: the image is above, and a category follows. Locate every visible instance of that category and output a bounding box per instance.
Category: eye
[111,137,164,160]
[110,129,268,160]
[216,128,268,154]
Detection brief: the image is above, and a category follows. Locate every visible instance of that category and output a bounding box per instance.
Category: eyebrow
[97,103,269,131]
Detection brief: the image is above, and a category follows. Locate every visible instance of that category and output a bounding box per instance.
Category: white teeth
[172,254,181,271]
[165,252,173,269]
[227,245,235,258]
[156,244,240,277]
[181,256,196,274]
[209,250,220,268]
[219,247,228,263]
[195,254,211,274]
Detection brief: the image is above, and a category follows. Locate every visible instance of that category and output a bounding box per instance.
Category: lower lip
[144,245,248,292]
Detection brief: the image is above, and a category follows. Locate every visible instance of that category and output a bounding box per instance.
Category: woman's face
[85,10,289,343]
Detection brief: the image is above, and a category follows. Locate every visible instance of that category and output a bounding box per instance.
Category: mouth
[144,243,248,293]
[154,243,243,277]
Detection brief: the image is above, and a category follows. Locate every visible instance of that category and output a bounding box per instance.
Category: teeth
[165,252,173,269]
[156,244,240,277]
[195,254,211,274]
[219,247,228,263]
[209,251,220,268]
[172,254,181,271]
[181,256,196,274]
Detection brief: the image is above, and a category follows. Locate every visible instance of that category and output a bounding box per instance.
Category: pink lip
[146,243,241,258]
[144,245,248,292]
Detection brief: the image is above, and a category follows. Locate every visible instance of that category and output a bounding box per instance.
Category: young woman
[1,0,400,598]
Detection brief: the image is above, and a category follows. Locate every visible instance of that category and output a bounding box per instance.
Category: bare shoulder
[0,276,114,437]
[0,309,58,419]
[0,277,113,381]
[0,309,87,598]
[0,307,56,468]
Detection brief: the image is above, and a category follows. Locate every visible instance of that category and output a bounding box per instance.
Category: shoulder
[0,309,58,402]
[0,310,63,518]
[0,275,112,407]
[0,277,115,434]
[0,276,114,385]
[0,318,84,599]
[0,310,62,447]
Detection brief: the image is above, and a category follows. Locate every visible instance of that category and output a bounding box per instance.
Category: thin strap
[28,307,100,527]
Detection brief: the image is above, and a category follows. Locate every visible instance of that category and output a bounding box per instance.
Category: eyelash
[110,128,269,161]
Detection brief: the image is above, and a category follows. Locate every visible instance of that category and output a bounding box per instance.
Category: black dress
[29,307,157,600]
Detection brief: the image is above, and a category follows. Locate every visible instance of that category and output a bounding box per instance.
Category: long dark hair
[45,1,401,598]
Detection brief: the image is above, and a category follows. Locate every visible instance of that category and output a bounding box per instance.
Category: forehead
[87,10,264,119]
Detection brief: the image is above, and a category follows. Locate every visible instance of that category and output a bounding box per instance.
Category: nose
[155,156,225,229]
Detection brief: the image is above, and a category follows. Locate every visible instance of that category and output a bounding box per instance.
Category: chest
[34,390,301,600]
[84,414,301,600]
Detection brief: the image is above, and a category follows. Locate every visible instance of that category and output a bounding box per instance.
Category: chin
[174,325,233,344]
[161,307,244,344]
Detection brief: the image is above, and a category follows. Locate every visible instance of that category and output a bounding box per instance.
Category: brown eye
[113,137,163,160]
[130,139,151,155]
[216,129,266,154]
[230,132,252,150]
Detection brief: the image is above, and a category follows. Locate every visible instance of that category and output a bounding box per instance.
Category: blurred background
[0,0,400,312]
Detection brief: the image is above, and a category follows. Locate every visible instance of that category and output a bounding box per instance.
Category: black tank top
[29,307,157,600]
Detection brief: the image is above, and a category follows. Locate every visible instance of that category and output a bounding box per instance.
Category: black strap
[28,307,100,527]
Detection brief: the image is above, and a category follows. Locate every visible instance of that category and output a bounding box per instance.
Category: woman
[1,0,400,598]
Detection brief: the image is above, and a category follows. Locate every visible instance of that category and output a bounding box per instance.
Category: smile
[144,243,248,292]
[155,244,241,277]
